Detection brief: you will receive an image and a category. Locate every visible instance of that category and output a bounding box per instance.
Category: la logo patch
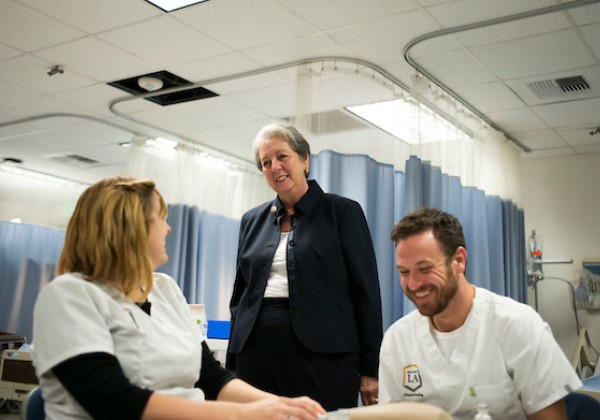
[403,364,422,392]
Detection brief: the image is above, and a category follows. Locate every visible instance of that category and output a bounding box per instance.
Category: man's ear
[454,246,467,272]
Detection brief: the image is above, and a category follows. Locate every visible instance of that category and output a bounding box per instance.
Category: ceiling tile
[17,0,162,33]
[175,0,318,50]
[454,12,571,47]
[169,53,262,84]
[2,96,98,121]
[83,144,133,166]
[471,29,596,79]
[0,1,84,51]
[34,37,161,82]
[0,79,42,107]
[66,120,137,147]
[327,10,441,64]
[0,55,95,95]
[580,22,600,59]
[409,36,463,59]
[454,81,524,113]
[53,84,136,117]
[424,0,557,27]
[533,97,600,128]
[278,0,420,31]
[0,42,21,61]
[567,3,600,26]
[0,114,56,138]
[131,96,266,133]
[0,135,58,159]
[207,72,291,96]
[415,49,497,88]
[558,127,600,147]
[18,127,108,151]
[229,83,332,118]
[486,107,548,132]
[512,129,568,149]
[243,33,356,67]
[98,15,233,67]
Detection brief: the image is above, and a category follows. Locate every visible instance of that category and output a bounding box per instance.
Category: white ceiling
[1,0,600,207]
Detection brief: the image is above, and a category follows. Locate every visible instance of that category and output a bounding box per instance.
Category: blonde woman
[33,175,324,420]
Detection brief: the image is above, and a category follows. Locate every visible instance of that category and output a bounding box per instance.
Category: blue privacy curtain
[0,151,526,341]
[0,221,65,342]
[158,205,240,320]
[312,152,527,331]
[311,151,399,331]
[0,207,241,342]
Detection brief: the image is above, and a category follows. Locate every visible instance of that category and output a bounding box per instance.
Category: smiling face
[395,229,463,317]
[258,135,309,204]
[147,191,171,270]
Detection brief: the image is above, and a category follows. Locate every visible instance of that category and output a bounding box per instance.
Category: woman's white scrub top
[33,272,204,419]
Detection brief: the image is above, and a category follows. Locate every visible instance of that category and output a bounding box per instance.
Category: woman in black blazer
[226,123,382,411]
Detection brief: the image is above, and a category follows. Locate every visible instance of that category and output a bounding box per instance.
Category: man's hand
[360,375,379,406]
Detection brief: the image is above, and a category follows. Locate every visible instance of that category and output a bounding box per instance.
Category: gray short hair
[252,123,311,175]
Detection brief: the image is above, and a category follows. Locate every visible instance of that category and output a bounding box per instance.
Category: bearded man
[379,207,582,420]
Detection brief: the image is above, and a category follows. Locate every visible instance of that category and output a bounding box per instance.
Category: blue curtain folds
[0,221,65,342]
[158,205,240,320]
[312,153,527,331]
[0,152,526,342]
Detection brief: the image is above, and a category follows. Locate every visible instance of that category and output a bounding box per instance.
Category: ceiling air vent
[527,75,591,99]
[49,154,100,167]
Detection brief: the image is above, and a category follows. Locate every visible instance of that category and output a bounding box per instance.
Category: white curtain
[126,60,522,214]
[292,61,522,206]
[126,140,272,220]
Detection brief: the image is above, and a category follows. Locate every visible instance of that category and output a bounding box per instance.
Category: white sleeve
[504,313,582,414]
[378,326,403,404]
[32,275,118,377]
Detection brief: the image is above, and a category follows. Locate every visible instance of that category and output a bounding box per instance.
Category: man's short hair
[390,207,466,259]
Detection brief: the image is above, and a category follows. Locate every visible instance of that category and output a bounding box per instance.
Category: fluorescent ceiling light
[147,137,178,149]
[145,0,209,12]
[347,99,470,145]
[0,164,88,188]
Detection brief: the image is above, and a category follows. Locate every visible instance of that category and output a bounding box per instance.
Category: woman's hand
[240,395,326,419]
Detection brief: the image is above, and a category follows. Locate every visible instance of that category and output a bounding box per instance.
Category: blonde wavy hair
[57,175,167,300]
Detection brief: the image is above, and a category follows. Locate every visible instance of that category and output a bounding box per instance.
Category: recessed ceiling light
[145,0,209,12]
[108,70,218,106]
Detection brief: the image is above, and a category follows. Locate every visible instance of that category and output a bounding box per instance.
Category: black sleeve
[197,341,236,400]
[52,352,152,420]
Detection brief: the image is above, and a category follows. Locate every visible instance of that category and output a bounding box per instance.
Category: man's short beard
[411,262,458,317]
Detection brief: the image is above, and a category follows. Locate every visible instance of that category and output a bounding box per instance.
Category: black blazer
[226,180,382,377]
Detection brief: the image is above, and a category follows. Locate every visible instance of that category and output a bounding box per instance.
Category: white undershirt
[263,231,290,298]
[430,321,464,360]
